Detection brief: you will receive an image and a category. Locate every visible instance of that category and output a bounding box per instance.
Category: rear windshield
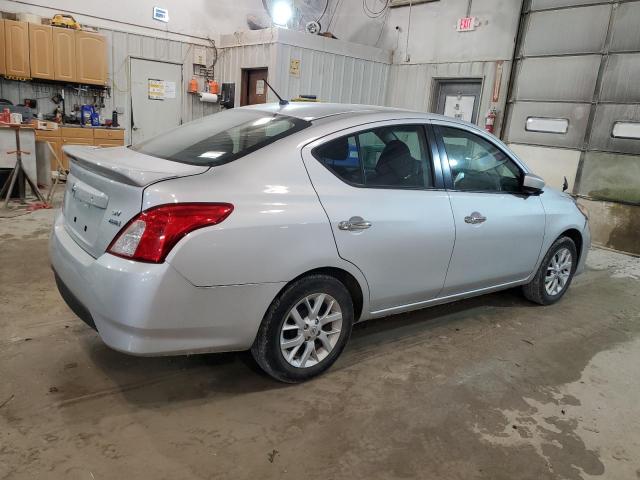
[130,109,310,166]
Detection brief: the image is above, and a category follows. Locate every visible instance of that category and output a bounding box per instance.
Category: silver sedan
[50,103,590,382]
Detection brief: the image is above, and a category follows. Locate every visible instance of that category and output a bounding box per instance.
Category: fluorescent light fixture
[272,1,293,26]
[525,117,569,134]
[199,151,225,159]
[612,121,640,139]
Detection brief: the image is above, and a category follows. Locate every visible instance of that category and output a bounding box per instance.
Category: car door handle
[464,212,487,224]
[338,216,372,231]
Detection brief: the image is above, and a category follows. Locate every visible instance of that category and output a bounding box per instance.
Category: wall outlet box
[193,46,207,66]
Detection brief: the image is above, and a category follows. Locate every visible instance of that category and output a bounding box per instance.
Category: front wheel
[522,236,577,305]
[251,274,354,383]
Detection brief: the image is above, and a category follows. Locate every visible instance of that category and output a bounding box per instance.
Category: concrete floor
[1,204,640,480]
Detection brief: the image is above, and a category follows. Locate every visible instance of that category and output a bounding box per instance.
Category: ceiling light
[272,1,293,26]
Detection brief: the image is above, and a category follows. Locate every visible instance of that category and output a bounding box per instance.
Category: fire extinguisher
[485,107,497,134]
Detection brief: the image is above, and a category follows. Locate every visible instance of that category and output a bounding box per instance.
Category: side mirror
[522,173,545,194]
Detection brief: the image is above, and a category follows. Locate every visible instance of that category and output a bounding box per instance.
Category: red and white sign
[457,16,476,32]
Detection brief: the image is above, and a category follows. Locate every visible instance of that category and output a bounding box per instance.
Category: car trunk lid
[62,145,209,258]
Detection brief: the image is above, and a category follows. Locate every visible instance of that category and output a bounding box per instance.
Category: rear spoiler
[63,145,203,187]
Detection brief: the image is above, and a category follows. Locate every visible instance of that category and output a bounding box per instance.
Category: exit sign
[457,16,476,32]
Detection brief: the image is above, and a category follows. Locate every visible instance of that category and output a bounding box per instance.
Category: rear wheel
[523,236,577,305]
[251,274,354,383]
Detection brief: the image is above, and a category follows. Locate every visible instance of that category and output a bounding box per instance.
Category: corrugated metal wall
[504,0,640,207]
[385,60,512,134]
[0,27,216,144]
[216,37,390,107]
[272,43,389,105]
[108,29,218,144]
[216,41,277,106]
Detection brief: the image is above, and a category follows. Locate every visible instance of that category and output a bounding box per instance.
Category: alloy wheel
[280,293,343,368]
[545,247,573,296]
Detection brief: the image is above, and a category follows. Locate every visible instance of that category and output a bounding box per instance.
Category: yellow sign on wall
[289,59,300,77]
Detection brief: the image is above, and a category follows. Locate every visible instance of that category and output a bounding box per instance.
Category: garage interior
[1,0,639,478]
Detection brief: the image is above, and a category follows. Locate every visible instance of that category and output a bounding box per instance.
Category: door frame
[431,77,484,125]
[240,67,268,106]
[128,57,184,144]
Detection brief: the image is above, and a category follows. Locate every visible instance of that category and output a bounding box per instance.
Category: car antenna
[562,176,569,192]
[263,79,289,106]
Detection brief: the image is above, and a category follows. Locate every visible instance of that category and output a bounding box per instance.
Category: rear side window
[314,125,433,189]
[131,109,310,166]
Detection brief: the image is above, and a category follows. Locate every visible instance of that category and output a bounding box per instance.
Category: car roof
[241,102,473,127]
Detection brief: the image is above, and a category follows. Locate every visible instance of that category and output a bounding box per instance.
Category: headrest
[376,140,411,172]
[320,137,349,160]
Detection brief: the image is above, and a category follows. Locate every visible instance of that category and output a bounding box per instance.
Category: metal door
[433,80,483,124]
[241,68,268,106]
[130,58,183,144]
[301,121,455,314]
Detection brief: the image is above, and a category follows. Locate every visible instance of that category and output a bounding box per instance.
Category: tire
[251,274,354,383]
[522,236,578,305]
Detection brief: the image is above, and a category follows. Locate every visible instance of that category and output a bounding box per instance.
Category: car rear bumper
[49,213,284,356]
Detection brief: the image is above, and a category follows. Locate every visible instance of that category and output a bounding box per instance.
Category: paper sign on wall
[148,79,165,100]
[444,95,475,123]
[289,59,301,77]
[256,79,265,95]
[148,79,176,100]
[164,81,176,99]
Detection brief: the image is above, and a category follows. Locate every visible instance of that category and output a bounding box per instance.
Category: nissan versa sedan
[50,103,590,382]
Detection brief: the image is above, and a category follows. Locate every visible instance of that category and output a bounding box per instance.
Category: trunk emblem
[109,210,123,227]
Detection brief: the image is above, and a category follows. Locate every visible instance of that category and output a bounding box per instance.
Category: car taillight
[107,203,233,263]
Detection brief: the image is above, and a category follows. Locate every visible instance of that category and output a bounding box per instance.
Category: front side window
[131,109,310,166]
[440,126,522,193]
[314,125,433,189]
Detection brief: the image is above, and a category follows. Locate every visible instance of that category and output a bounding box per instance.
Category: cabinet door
[94,139,123,148]
[0,21,6,76]
[75,31,107,85]
[5,20,30,77]
[29,24,54,80]
[62,137,94,170]
[52,27,76,82]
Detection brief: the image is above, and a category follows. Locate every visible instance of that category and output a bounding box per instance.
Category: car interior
[440,127,523,193]
[315,127,430,188]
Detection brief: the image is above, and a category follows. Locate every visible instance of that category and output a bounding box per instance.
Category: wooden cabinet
[36,128,124,171]
[75,31,107,85]
[94,139,123,148]
[93,129,124,141]
[52,27,76,82]
[60,129,93,170]
[0,21,6,76]
[4,20,30,78]
[1,23,109,85]
[29,24,54,80]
